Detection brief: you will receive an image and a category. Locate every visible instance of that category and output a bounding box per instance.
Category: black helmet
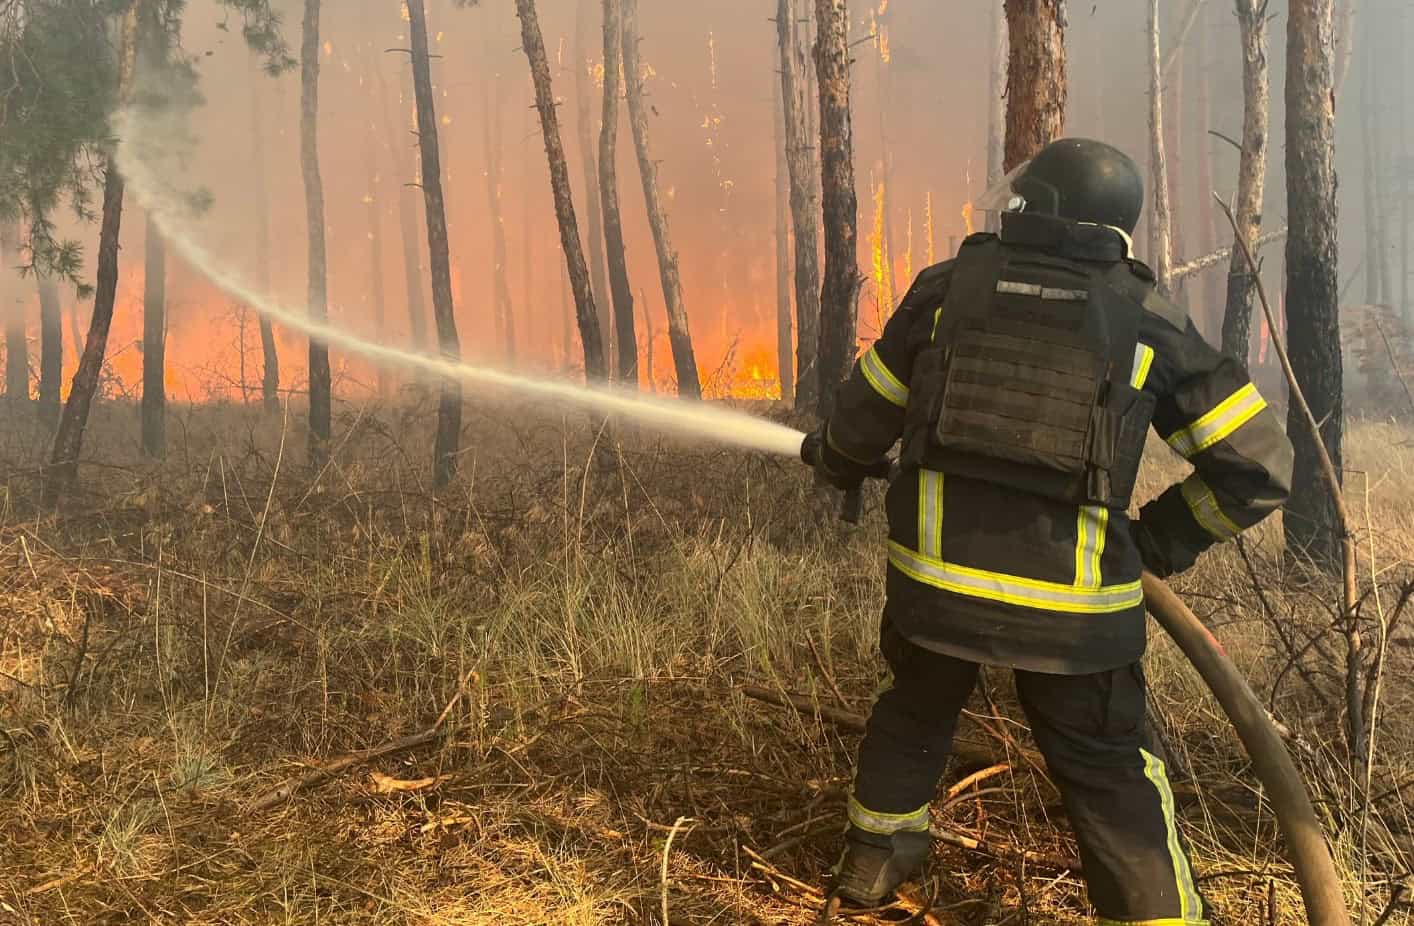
[997,139,1145,236]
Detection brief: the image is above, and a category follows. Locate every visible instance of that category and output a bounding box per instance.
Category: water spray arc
[114,108,805,463]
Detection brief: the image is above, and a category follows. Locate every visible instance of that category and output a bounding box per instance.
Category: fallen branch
[1171,226,1287,281]
[739,684,1042,773]
[930,826,1082,873]
[247,671,475,813]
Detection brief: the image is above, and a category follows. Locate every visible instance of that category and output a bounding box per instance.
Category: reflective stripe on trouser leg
[850,628,979,844]
[847,796,930,836]
[1014,667,1210,924]
[1141,749,1204,921]
[918,469,944,559]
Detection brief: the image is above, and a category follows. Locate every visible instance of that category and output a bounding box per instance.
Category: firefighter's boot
[831,827,931,908]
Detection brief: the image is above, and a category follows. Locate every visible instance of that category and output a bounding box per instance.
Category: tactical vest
[900,233,1155,509]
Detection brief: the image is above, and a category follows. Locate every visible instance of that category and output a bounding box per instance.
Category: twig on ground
[945,763,1010,801]
[806,635,853,711]
[1371,883,1410,926]
[246,669,476,813]
[930,825,1082,873]
[660,815,692,926]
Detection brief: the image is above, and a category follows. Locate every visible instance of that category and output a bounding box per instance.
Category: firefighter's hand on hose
[1130,517,1181,579]
[802,425,886,492]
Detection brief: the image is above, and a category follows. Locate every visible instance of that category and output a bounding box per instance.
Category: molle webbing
[904,235,1149,508]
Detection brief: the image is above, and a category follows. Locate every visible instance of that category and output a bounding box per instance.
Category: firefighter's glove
[806,425,878,492]
[1130,517,1178,579]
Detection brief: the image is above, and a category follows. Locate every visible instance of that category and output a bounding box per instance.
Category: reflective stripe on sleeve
[888,542,1143,614]
[1074,505,1109,589]
[1141,749,1205,923]
[1131,343,1156,389]
[918,469,944,559]
[860,347,910,408]
[847,795,931,835]
[1180,476,1243,541]
[1166,383,1267,458]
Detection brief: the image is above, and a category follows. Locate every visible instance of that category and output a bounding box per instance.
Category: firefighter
[811,138,1293,923]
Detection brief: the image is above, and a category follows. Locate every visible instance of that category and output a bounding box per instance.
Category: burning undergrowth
[0,400,1412,924]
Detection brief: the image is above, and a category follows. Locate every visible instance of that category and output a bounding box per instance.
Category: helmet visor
[972,160,1031,217]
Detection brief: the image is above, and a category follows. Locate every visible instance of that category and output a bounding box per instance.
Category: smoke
[113,103,808,461]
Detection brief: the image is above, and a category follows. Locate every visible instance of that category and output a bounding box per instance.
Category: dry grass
[0,395,1412,925]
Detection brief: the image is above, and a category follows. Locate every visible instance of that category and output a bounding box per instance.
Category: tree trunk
[517,0,606,380]
[575,0,612,366]
[1002,0,1066,172]
[598,0,636,385]
[47,1,140,501]
[1284,0,1343,568]
[986,0,1007,233]
[300,0,331,462]
[481,69,516,362]
[379,62,430,354]
[364,141,389,399]
[1,224,27,404]
[1148,0,1174,293]
[1220,0,1270,367]
[772,66,795,405]
[36,273,61,427]
[813,0,860,419]
[622,0,700,398]
[249,58,280,413]
[777,0,821,409]
[406,0,463,488]
[141,213,165,457]
[1359,3,1388,310]
[1196,2,1221,337]
[874,16,895,310]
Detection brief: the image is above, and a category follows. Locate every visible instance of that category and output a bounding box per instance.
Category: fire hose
[799,437,1351,926]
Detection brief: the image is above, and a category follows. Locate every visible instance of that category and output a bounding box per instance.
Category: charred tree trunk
[772,67,795,405]
[1285,0,1343,568]
[37,273,60,427]
[249,59,280,412]
[575,0,612,366]
[1148,0,1174,292]
[141,214,165,457]
[1002,0,1066,172]
[1220,0,1270,367]
[47,2,140,501]
[481,70,515,362]
[1,224,27,404]
[517,0,606,380]
[300,0,331,462]
[622,0,700,397]
[986,0,1007,233]
[777,0,821,409]
[364,143,390,399]
[598,0,636,385]
[814,0,860,419]
[406,0,463,488]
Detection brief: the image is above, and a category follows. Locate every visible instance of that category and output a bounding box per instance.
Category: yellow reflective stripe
[847,795,931,835]
[1180,477,1243,541]
[1141,749,1204,922]
[888,542,1144,614]
[860,347,909,408]
[932,306,943,340]
[1131,343,1156,389]
[918,469,944,559]
[1074,505,1109,589]
[1167,383,1267,458]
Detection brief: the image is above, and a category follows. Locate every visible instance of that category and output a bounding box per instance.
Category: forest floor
[0,395,1412,925]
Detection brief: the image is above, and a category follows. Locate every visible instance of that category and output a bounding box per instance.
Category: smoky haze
[10,1,1411,404]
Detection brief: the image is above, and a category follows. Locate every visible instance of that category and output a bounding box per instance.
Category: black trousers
[849,621,1210,924]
